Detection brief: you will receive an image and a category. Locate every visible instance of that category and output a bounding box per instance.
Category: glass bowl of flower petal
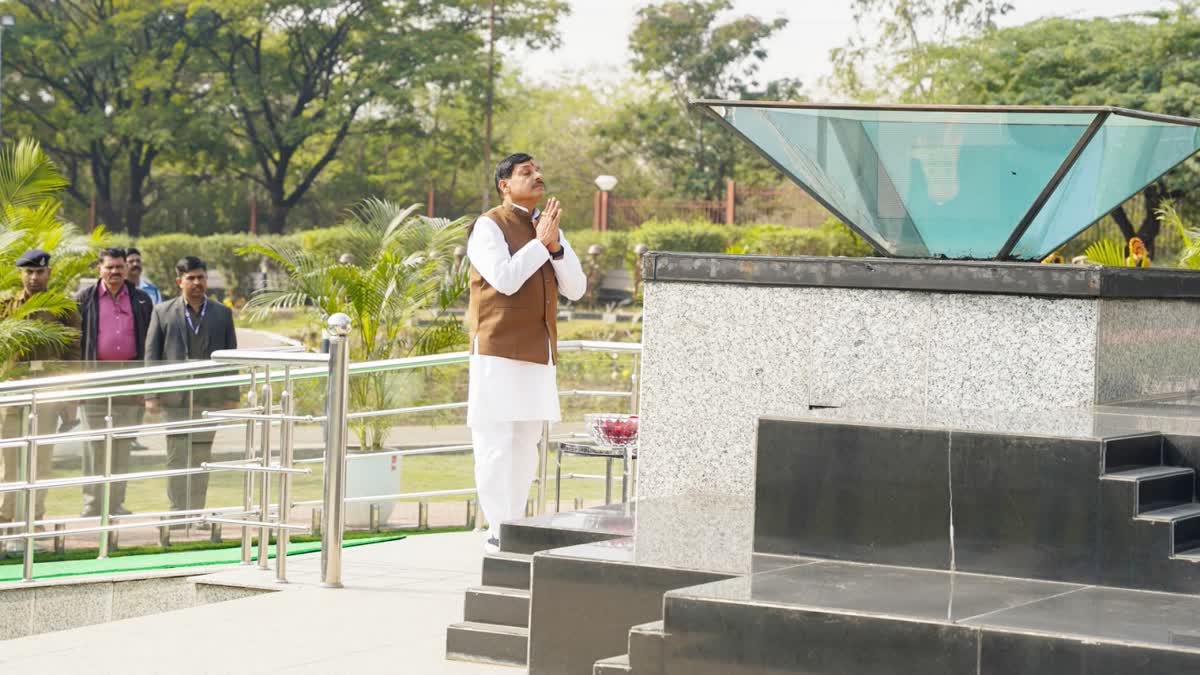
[584,413,639,449]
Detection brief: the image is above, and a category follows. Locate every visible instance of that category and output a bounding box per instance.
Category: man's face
[126,254,143,284]
[20,266,50,295]
[99,256,126,287]
[501,160,545,203]
[177,268,208,302]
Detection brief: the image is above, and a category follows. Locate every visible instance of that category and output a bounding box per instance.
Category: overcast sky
[517,0,1174,95]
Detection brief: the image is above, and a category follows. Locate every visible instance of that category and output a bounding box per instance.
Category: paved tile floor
[0,531,514,674]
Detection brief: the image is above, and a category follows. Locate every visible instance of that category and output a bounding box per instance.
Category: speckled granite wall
[1096,298,1200,403]
[637,282,1100,499]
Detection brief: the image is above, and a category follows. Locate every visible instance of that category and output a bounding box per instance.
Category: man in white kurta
[467,153,586,552]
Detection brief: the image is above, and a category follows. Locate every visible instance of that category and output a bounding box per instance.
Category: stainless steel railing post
[276,366,294,583]
[21,396,38,582]
[258,366,272,570]
[535,421,550,516]
[98,396,114,559]
[321,314,351,588]
[241,369,257,565]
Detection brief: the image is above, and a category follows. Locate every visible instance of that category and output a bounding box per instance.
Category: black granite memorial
[445,102,1200,674]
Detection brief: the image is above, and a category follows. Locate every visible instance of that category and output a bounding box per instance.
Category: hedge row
[120,218,874,301]
[112,226,360,300]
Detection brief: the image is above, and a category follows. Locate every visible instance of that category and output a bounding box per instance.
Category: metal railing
[0,315,641,585]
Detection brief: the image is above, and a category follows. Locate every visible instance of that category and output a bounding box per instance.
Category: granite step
[1103,466,1197,514]
[628,620,666,675]
[482,551,532,590]
[1102,434,1163,473]
[660,560,1200,674]
[593,654,632,674]
[1135,502,1200,523]
[464,585,530,628]
[445,621,528,667]
[1172,515,1200,556]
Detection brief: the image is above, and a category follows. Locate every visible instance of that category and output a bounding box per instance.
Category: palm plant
[1156,201,1200,270]
[1082,239,1128,267]
[240,199,471,449]
[0,139,105,375]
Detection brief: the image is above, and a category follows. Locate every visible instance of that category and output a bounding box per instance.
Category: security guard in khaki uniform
[0,249,82,532]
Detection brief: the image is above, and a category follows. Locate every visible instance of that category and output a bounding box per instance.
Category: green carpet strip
[0,535,405,583]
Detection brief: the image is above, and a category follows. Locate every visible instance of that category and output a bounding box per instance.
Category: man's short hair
[175,256,207,276]
[98,247,126,261]
[494,152,534,196]
[126,247,142,257]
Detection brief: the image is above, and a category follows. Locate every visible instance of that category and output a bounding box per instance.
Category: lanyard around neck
[185,298,208,335]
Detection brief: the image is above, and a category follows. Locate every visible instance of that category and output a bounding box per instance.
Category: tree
[830,0,1013,100]
[468,0,569,212]
[904,6,1200,256]
[599,0,799,201]
[1,1,218,235]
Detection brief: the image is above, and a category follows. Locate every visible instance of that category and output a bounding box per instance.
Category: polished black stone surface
[755,419,952,569]
[528,541,738,675]
[664,596,980,675]
[643,252,1200,299]
[500,503,634,554]
[755,416,1200,592]
[979,631,1200,674]
[950,431,1104,583]
[667,562,1081,624]
[662,561,1200,674]
[966,585,1200,650]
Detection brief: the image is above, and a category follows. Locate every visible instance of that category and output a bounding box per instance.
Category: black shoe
[130,440,150,451]
[110,506,133,516]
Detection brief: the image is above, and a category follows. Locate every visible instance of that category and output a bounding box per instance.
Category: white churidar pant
[470,420,544,541]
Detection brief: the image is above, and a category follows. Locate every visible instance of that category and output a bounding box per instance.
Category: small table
[555,440,638,512]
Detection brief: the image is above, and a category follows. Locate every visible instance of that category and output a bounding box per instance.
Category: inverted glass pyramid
[697,102,1200,260]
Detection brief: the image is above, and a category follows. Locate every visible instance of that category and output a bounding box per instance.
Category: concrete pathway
[0,531,513,674]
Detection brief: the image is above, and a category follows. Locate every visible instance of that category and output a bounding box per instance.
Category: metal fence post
[258,366,272,570]
[98,396,114,559]
[276,366,294,583]
[321,314,351,588]
[19,397,36,581]
[241,369,258,565]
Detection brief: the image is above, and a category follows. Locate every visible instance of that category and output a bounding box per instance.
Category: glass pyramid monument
[697,101,1200,260]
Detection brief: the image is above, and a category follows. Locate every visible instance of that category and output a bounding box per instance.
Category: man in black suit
[76,247,154,518]
[144,256,238,514]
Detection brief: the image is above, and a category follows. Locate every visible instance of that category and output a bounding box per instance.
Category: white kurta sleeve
[467,216,552,296]
[551,232,587,301]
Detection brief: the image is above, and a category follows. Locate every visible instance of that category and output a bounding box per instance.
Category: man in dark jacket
[144,256,238,514]
[76,247,154,518]
[1,249,82,534]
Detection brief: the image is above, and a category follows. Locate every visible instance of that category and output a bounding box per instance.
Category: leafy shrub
[562,229,632,272]
[729,218,876,258]
[126,225,367,301]
[632,220,730,254]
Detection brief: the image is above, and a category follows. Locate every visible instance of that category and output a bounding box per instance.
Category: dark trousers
[0,406,64,523]
[81,396,140,515]
[166,406,217,512]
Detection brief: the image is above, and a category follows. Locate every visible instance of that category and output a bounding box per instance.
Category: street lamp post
[0,15,14,140]
[594,175,618,232]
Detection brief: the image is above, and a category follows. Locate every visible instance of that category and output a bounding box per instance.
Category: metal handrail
[0,346,308,395]
[0,340,637,408]
[1,327,641,584]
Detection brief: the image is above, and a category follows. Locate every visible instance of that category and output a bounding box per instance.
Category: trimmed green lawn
[38,452,626,520]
